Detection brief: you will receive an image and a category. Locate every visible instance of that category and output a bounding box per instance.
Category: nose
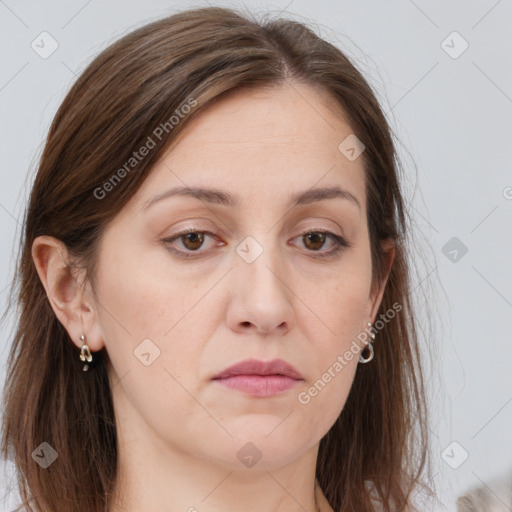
[226,248,295,337]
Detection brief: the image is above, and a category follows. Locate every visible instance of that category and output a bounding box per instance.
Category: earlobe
[31,235,103,351]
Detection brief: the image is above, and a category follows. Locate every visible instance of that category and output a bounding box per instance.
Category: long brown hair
[1,6,434,511]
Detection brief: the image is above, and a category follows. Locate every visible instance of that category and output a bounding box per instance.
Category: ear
[368,238,395,322]
[31,235,104,352]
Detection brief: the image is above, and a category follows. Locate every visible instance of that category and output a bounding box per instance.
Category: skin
[33,81,394,512]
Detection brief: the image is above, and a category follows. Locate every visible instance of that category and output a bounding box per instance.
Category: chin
[196,423,315,471]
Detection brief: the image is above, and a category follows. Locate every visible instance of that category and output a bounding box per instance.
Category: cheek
[94,241,224,390]
[291,282,367,441]
[95,252,219,451]
[296,253,373,346]
[95,238,199,339]
[296,355,358,438]
[290,253,371,413]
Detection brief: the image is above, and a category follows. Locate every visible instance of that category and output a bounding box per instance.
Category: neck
[107,406,329,511]
[108,451,326,511]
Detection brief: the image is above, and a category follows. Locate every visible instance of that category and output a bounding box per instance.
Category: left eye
[292,231,349,255]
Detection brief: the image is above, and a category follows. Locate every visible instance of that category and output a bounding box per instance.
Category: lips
[212,358,303,380]
[212,359,303,397]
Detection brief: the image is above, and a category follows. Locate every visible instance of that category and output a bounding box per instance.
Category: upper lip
[212,358,303,380]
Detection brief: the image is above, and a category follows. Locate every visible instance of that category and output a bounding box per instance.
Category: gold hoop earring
[79,334,93,371]
[359,322,376,364]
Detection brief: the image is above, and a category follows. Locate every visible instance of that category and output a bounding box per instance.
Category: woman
[1,6,434,512]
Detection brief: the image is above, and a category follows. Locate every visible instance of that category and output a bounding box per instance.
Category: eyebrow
[143,185,361,210]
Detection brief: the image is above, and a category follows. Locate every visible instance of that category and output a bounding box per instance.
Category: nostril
[241,321,251,327]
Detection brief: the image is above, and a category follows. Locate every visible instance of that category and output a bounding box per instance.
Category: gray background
[1,0,511,510]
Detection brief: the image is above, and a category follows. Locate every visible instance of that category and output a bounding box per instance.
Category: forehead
[134,82,367,211]
[167,82,355,157]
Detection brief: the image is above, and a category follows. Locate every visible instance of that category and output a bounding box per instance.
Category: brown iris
[303,232,326,251]
[181,232,204,250]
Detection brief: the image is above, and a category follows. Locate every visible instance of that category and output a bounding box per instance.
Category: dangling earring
[79,334,93,371]
[359,322,376,364]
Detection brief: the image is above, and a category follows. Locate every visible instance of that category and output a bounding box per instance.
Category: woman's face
[91,82,390,469]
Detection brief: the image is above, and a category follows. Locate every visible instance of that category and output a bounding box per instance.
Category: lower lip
[213,375,301,397]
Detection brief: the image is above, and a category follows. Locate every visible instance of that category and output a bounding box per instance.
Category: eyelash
[162,227,351,259]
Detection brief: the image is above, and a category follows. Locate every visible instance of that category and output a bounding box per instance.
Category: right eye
[161,228,223,258]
